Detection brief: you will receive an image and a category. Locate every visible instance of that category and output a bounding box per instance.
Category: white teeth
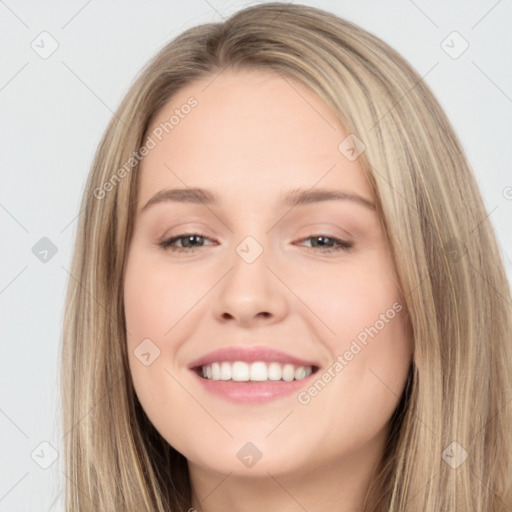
[232,361,249,381]
[268,362,282,381]
[211,362,220,380]
[250,361,268,381]
[282,364,295,382]
[294,366,307,380]
[220,361,232,380]
[199,361,314,382]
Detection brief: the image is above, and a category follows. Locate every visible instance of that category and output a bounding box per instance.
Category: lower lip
[192,371,315,403]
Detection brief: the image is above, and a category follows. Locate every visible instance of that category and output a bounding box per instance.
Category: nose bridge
[212,233,288,325]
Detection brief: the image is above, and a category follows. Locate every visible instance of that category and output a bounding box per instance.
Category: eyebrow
[140,187,376,213]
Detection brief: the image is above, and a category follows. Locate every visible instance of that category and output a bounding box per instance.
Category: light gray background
[1,1,511,510]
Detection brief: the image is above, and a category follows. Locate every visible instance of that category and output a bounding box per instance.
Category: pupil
[185,235,201,247]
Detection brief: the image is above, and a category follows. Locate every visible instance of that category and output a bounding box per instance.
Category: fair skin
[124,68,412,512]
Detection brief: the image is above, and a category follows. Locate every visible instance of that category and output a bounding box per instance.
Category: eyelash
[158,233,353,254]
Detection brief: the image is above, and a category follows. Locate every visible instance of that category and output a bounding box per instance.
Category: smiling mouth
[195,361,319,382]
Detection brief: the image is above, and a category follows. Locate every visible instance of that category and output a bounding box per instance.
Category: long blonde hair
[61,3,512,510]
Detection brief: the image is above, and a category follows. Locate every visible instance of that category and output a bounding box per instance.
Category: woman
[61,3,512,511]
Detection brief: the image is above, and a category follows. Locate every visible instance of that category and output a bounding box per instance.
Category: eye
[158,233,216,253]
[296,235,353,254]
[157,233,353,255]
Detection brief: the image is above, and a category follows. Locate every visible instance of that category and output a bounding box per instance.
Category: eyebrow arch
[140,186,376,213]
[283,188,376,210]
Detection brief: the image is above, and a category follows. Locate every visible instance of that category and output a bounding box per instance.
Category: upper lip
[188,346,319,369]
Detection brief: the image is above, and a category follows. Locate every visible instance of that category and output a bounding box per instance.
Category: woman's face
[124,68,412,481]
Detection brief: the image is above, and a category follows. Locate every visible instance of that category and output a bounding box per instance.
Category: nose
[212,245,289,328]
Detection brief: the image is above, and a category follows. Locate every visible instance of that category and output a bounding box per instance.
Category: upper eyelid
[163,231,350,240]
[161,222,353,240]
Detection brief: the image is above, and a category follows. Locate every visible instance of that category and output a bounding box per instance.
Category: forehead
[137,68,372,208]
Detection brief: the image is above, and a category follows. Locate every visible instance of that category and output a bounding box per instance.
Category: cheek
[291,255,402,346]
[123,249,212,342]
[290,257,411,428]
[123,250,177,402]
[123,252,201,444]
[123,249,223,427]
[124,271,175,339]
